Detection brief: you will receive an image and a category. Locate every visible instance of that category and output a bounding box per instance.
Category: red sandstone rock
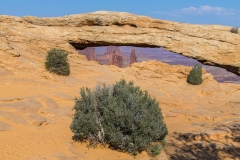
[98,46,127,67]
[130,48,137,65]
[109,52,123,68]
[78,47,96,61]
[105,46,128,60]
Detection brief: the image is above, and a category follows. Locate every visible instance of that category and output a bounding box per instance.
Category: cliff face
[0,11,240,75]
[110,52,123,68]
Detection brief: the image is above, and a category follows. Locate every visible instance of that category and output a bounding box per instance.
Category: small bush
[230,26,238,34]
[161,138,167,147]
[187,64,203,85]
[148,144,162,157]
[70,79,168,155]
[45,48,70,75]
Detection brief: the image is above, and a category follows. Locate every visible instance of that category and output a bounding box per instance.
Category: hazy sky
[0,0,239,26]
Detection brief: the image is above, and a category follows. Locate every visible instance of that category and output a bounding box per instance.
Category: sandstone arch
[0,11,240,75]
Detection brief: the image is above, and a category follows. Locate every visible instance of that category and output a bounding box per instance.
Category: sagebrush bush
[70,79,168,155]
[45,48,70,75]
[161,138,167,147]
[149,144,162,157]
[230,26,238,34]
[187,64,203,85]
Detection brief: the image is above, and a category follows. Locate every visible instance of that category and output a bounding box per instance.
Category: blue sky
[0,0,239,26]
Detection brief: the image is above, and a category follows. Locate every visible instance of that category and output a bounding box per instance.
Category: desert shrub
[161,138,167,147]
[45,48,70,75]
[187,64,203,85]
[70,79,168,155]
[230,26,238,34]
[148,144,162,157]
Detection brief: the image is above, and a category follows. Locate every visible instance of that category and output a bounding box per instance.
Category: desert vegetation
[230,26,238,34]
[45,48,70,75]
[187,64,203,85]
[147,143,163,157]
[70,79,168,155]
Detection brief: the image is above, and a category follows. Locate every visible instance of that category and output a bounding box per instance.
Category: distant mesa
[77,47,97,61]
[78,46,137,68]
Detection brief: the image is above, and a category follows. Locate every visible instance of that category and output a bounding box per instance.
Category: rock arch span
[1,11,240,75]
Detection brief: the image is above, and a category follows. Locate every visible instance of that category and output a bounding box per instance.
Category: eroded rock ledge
[0,11,240,75]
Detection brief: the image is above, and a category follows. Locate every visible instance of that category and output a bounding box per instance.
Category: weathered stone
[1,11,239,74]
[0,121,11,131]
[27,113,47,126]
[201,129,232,140]
[0,110,28,125]
[27,113,55,126]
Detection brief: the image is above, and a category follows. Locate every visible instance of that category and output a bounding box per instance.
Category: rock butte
[0,11,240,159]
[0,11,240,75]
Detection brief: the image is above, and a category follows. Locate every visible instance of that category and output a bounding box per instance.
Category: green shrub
[45,48,70,75]
[161,138,167,147]
[230,26,238,34]
[70,79,168,155]
[149,144,162,157]
[187,64,203,85]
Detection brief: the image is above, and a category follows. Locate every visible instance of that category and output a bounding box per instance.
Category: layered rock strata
[0,11,240,74]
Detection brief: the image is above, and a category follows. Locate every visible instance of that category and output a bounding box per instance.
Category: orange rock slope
[0,45,240,159]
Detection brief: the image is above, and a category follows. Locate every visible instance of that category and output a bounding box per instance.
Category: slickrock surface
[0,45,240,159]
[0,11,240,74]
[0,11,240,159]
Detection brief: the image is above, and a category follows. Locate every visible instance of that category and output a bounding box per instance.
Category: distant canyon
[78,46,240,84]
